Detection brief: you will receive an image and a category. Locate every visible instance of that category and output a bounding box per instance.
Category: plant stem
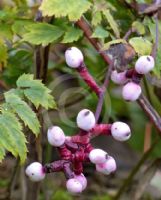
[114,139,159,200]
[76,16,161,134]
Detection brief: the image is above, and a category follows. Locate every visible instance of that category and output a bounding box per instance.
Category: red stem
[77,64,102,96]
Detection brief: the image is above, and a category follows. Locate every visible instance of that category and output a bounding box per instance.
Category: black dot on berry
[125,133,130,137]
[84,111,90,116]
[147,56,151,61]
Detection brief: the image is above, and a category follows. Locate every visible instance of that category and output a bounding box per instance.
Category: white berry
[96,156,116,175]
[122,82,142,101]
[111,122,131,141]
[65,47,84,68]
[74,173,87,190]
[89,149,107,164]
[111,70,127,85]
[47,126,65,147]
[76,109,96,131]
[66,178,83,194]
[135,55,155,74]
[25,162,45,182]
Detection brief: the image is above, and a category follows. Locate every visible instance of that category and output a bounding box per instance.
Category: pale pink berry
[66,178,83,194]
[96,156,116,175]
[47,126,65,147]
[111,122,131,141]
[135,55,154,74]
[25,162,45,182]
[74,173,87,190]
[76,109,96,131]
[65,47,84,68]
[122,82,142,101]
[111,70,127,85]
[89,149,108,164]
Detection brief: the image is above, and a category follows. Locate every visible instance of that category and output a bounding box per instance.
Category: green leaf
[132,21,145,35]
[129,37,152,55]
[101,39,127,51]
[40,0,91,21]
[91,26,109,39]
[0,145,5,162]
[0,24,13,40]
[0,41,8,66]
[0,111,27,163]
[12,20,34,36]
[103,9,120,38]
[5,91,40,136]
[23,23,64,46]
[17,74,56,109]
[61,27,83,43]
[144,17,161,77]
[91,11,102,27]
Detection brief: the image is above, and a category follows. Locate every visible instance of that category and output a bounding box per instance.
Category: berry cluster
[111,55,155,101]
[26,47,132,194]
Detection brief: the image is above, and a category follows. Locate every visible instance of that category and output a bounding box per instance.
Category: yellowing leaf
[40,0,91,21]
[103,9,120,38]
[61,27,83,43]
[91,11,102,26]
[129,37,152,55]
[23,23,64,46]
[132,21,145,35]
[101,39,127,51]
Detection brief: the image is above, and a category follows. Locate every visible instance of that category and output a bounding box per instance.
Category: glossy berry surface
[135,55,154,74]
[65,47,84,68]
[47,126,65,147]
[76,109,96,131]
[96,156,117,174]
[111,122,131,141]
[74,173,87,190]
[66,178,83,194]
[89,148,107,164]
[122,82,142,101]
[25,162,45,182]
[111,70,127,85]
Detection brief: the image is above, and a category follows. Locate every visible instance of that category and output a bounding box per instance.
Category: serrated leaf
[40,0,91,21]
[91,11,102,26]
[103,9,120,38]
[132,21,145,35]
[0,111,27,163]
[5,92,40,136]
[91,26,109,39]
[101,39,127,51]
[23,23,64,46]
[129,37,152,55]
[17,74,56,109]
[61,27,83,43]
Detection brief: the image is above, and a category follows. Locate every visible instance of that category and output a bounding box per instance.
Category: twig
[137,94,161,133]
[123,28,133,40]
[7,158,20,199]
[95,62,114,122]
[76,16,161,134]
[114,138,159,199]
